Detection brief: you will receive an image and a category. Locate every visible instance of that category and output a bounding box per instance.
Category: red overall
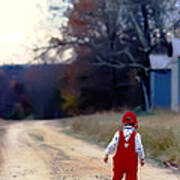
[113,130,138,180]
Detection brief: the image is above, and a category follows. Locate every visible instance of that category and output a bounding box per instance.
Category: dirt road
[0,121,179,180]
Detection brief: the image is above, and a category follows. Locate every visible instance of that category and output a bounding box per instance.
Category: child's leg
[125,169,137,180]
[112,168,124,180]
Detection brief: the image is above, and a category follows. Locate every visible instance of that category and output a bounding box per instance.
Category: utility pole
[171,57,179,112]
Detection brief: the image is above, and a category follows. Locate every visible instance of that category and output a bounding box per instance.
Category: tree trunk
[141,79,150,112]
[111,67,118,108]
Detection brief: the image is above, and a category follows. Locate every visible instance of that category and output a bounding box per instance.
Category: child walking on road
[104,112,145,180]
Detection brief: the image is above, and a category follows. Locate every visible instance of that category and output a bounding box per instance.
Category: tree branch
[129,12,149,52]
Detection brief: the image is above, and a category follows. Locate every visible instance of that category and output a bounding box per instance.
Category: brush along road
[0,120,179,180]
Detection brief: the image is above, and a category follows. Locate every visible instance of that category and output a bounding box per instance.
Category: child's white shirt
[105,126,145,159]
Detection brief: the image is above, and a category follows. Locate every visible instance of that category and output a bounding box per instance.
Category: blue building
[150,38,180,112]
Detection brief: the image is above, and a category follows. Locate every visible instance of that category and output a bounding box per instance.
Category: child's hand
[104,155,108,163]
[140,159,145,166]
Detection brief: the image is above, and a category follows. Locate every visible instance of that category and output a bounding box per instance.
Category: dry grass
[138,109,180,164]
[70,109,180,164]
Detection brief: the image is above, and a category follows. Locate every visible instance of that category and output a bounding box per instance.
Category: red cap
[122,112,138,129]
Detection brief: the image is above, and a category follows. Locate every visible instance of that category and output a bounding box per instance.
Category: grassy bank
[63,110,180,165]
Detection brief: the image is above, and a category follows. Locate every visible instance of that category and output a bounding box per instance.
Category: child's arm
[104,131,119,163]
[135,133,145,166]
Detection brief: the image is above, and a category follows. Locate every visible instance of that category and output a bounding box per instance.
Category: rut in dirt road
[0,121,179,180]
[0,121,111,180]
[0,122,51,180]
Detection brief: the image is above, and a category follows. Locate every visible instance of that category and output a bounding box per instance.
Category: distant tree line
[0,65,66,120]
[0,63,144,120]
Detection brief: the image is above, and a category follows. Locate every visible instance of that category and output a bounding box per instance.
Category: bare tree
[38,0,180,111]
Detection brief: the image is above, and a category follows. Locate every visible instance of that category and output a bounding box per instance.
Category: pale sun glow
[0,0,48,65]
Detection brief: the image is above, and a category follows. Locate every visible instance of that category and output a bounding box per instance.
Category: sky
[0,0,54,65]
[2,0,178,66]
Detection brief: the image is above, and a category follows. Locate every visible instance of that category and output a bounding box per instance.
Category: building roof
[150,54,172,69]
[150,38,180,69]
